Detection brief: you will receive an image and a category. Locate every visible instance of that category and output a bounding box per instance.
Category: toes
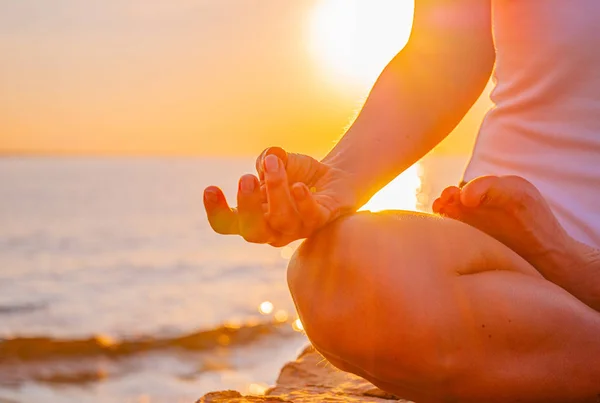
[433,186,461,215]
[460,175,540,209]
[433,197,463,219]
[432,198,443,214]
[442,204,463,220]
[460,176,500,208]
[440,186,461,204]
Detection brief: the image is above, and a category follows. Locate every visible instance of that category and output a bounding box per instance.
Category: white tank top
[463,0,600,248]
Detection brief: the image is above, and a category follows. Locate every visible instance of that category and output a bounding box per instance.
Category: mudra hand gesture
[203,147,357,247]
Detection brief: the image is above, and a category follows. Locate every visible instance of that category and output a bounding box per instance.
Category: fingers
[256,147,288,182]
[291,182,329,229]
[237,174,275,243]
[263,154,302,234]
[204,186,239,235]
[210,147,328,243]
[260,183,267,202]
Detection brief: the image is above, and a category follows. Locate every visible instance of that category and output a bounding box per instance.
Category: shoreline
[197,345,412,403]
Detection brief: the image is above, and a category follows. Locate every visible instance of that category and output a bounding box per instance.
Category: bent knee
[285,211,545,401]
[286,213,363,349]
[286,211,465,386]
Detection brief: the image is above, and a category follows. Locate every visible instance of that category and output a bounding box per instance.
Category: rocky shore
[197,345,413,403]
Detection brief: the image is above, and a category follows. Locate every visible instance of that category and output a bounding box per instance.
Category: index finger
[256,147,288,182]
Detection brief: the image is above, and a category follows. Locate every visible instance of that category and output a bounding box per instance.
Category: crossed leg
[287,211,600,403]
[433,175,600,311]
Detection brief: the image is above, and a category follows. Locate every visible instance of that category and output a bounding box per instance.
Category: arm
[323,0,495,208]
[205,0,495,246]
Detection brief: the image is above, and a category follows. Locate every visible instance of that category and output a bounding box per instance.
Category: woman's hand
[203,147,358,247]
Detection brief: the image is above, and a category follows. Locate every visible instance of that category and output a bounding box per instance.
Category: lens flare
[292,318,304,332]
[308,0,414,86]
[258,301,274,315]
[274,310,289,323]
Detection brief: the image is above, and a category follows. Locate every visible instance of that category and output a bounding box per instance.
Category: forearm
[322,0,494,208]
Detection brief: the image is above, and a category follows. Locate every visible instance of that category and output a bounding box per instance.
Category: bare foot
[433,175,600,310]
[432,175,578,276]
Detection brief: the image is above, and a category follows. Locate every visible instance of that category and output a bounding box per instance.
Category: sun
[308,0,414,86]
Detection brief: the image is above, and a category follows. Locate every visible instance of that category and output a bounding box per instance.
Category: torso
[463,0,600,247]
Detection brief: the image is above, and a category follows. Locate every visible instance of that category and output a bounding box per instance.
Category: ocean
[0,155,468,403]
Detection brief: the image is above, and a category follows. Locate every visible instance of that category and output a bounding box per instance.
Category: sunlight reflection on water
[0,155,469,403]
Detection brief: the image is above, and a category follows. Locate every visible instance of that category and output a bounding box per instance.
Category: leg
[433,175,600,310]
[287,211,600,403]
[432,175,573,270]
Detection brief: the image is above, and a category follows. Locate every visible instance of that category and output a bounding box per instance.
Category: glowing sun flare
[309,0,414,85]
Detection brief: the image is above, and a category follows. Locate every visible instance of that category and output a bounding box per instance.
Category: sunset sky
[0,0,492,157]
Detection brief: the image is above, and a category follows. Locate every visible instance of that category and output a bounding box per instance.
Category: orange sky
[0,1,492,157]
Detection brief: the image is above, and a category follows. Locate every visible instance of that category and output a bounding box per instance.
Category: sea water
[0,155,468,403]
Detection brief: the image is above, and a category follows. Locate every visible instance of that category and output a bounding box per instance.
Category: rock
[196,345,414,403]
[198,390,291,402]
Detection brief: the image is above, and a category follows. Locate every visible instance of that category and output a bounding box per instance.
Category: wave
[0,319,297,363]
[0,302,46,316]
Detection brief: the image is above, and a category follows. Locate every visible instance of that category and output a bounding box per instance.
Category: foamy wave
[0,320,297,363]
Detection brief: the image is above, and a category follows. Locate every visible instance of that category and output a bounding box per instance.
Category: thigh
[288,210,600,403]
[289,210,540,371]
[290,210,543,302]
